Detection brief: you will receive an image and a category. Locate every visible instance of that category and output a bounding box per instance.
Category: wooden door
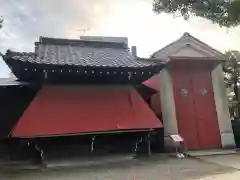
[171,69,200,149]
[191,69,221,149]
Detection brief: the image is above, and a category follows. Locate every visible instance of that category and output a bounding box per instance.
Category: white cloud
[0,0,240,77]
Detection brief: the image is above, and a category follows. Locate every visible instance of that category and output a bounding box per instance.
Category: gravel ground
[0,156,236,180]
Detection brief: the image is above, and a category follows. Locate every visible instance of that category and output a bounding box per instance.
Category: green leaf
[0,18,3,29]
[153,0,240,27]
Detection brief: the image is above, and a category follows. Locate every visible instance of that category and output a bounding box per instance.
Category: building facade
[146,32,235,149]
[0,33,235,155]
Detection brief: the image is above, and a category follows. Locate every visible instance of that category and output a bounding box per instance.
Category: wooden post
[91,136,95,153]
[147,133,151,156]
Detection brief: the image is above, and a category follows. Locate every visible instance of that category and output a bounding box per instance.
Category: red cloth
[150,93,161,115]
[11,86,162,138]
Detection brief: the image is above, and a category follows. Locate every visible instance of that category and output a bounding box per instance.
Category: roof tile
[9,43,157,68]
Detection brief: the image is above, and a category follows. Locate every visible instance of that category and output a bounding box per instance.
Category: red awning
[150,93,161,115]
[11,86,162,138]
[143,75,160,91]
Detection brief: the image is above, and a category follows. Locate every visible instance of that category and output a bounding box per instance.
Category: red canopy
[143,75,160,91]
[11,86,162,138]
[150,93,161,115]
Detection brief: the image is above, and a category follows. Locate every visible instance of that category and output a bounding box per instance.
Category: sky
[1,0,240,78]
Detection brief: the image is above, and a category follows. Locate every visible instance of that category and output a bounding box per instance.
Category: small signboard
[169,134,185,158]
[170,134,184,142]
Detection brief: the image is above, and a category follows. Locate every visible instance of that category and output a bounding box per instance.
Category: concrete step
[186,149,237,157]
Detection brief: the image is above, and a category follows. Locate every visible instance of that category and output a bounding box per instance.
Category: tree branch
[153,0,240,27]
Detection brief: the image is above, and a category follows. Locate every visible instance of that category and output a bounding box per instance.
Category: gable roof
[4,37,159,68]
[152,32,226,62]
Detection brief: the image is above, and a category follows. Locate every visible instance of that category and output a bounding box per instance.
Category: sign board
[170,134,184,142]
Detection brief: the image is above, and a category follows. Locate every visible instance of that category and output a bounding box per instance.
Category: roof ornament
[181,32,191,41]
[183,32,190,37]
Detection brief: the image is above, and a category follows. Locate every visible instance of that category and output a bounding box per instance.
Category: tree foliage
[223,50,240,88]
[223,50,240,116]
[153,0,240,27]
[0,17,3,29]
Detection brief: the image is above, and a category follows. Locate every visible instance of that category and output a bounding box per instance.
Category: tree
[223,50,240,117]
[153,0,240,27]
[0,17,3,29]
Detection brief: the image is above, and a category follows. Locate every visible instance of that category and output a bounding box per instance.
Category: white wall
[211,64,235,148]
[159,69,178,136]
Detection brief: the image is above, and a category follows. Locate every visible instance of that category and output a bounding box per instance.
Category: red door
[191,69,221,149]
[171,65,221,149]
[172,69,200,149]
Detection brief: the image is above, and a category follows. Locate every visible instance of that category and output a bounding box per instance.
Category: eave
[2,55,165,84]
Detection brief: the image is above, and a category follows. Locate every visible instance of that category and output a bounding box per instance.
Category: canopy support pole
[91,136,96,153]
[147,133,151,156]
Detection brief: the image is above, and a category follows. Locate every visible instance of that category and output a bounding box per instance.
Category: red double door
[171,66,221,149]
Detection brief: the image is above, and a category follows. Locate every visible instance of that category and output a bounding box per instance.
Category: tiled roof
[6,37,158,68]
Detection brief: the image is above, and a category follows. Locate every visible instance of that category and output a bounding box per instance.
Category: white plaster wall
[211,64,236,148]
[154,34,224,61]
[159,69,178,136]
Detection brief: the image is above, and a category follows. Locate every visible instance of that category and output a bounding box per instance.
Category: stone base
[164,136,177,152]
[186,149,236,157]
[221,132,236,148]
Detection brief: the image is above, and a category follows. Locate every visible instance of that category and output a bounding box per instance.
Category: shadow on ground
[0,155,237,180]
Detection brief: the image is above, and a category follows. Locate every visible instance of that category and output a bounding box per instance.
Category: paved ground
[199,153,240,170]
[0,156,236,180]
[198,171,240,180]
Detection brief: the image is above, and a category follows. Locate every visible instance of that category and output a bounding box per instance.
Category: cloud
[0,0,112,52]
[0,0,240,78]
[0,0,113,77]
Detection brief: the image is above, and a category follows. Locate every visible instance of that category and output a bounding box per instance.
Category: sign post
[169,134,185,158]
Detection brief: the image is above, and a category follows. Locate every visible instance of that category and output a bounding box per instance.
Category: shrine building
[0,33,235,159]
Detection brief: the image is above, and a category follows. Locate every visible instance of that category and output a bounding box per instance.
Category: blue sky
[1,0,240,78]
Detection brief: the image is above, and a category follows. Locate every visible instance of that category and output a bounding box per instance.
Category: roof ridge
[5,49,35,56]
[150,36,181,58]
[38,36,128,49]
[3,46,159,68]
